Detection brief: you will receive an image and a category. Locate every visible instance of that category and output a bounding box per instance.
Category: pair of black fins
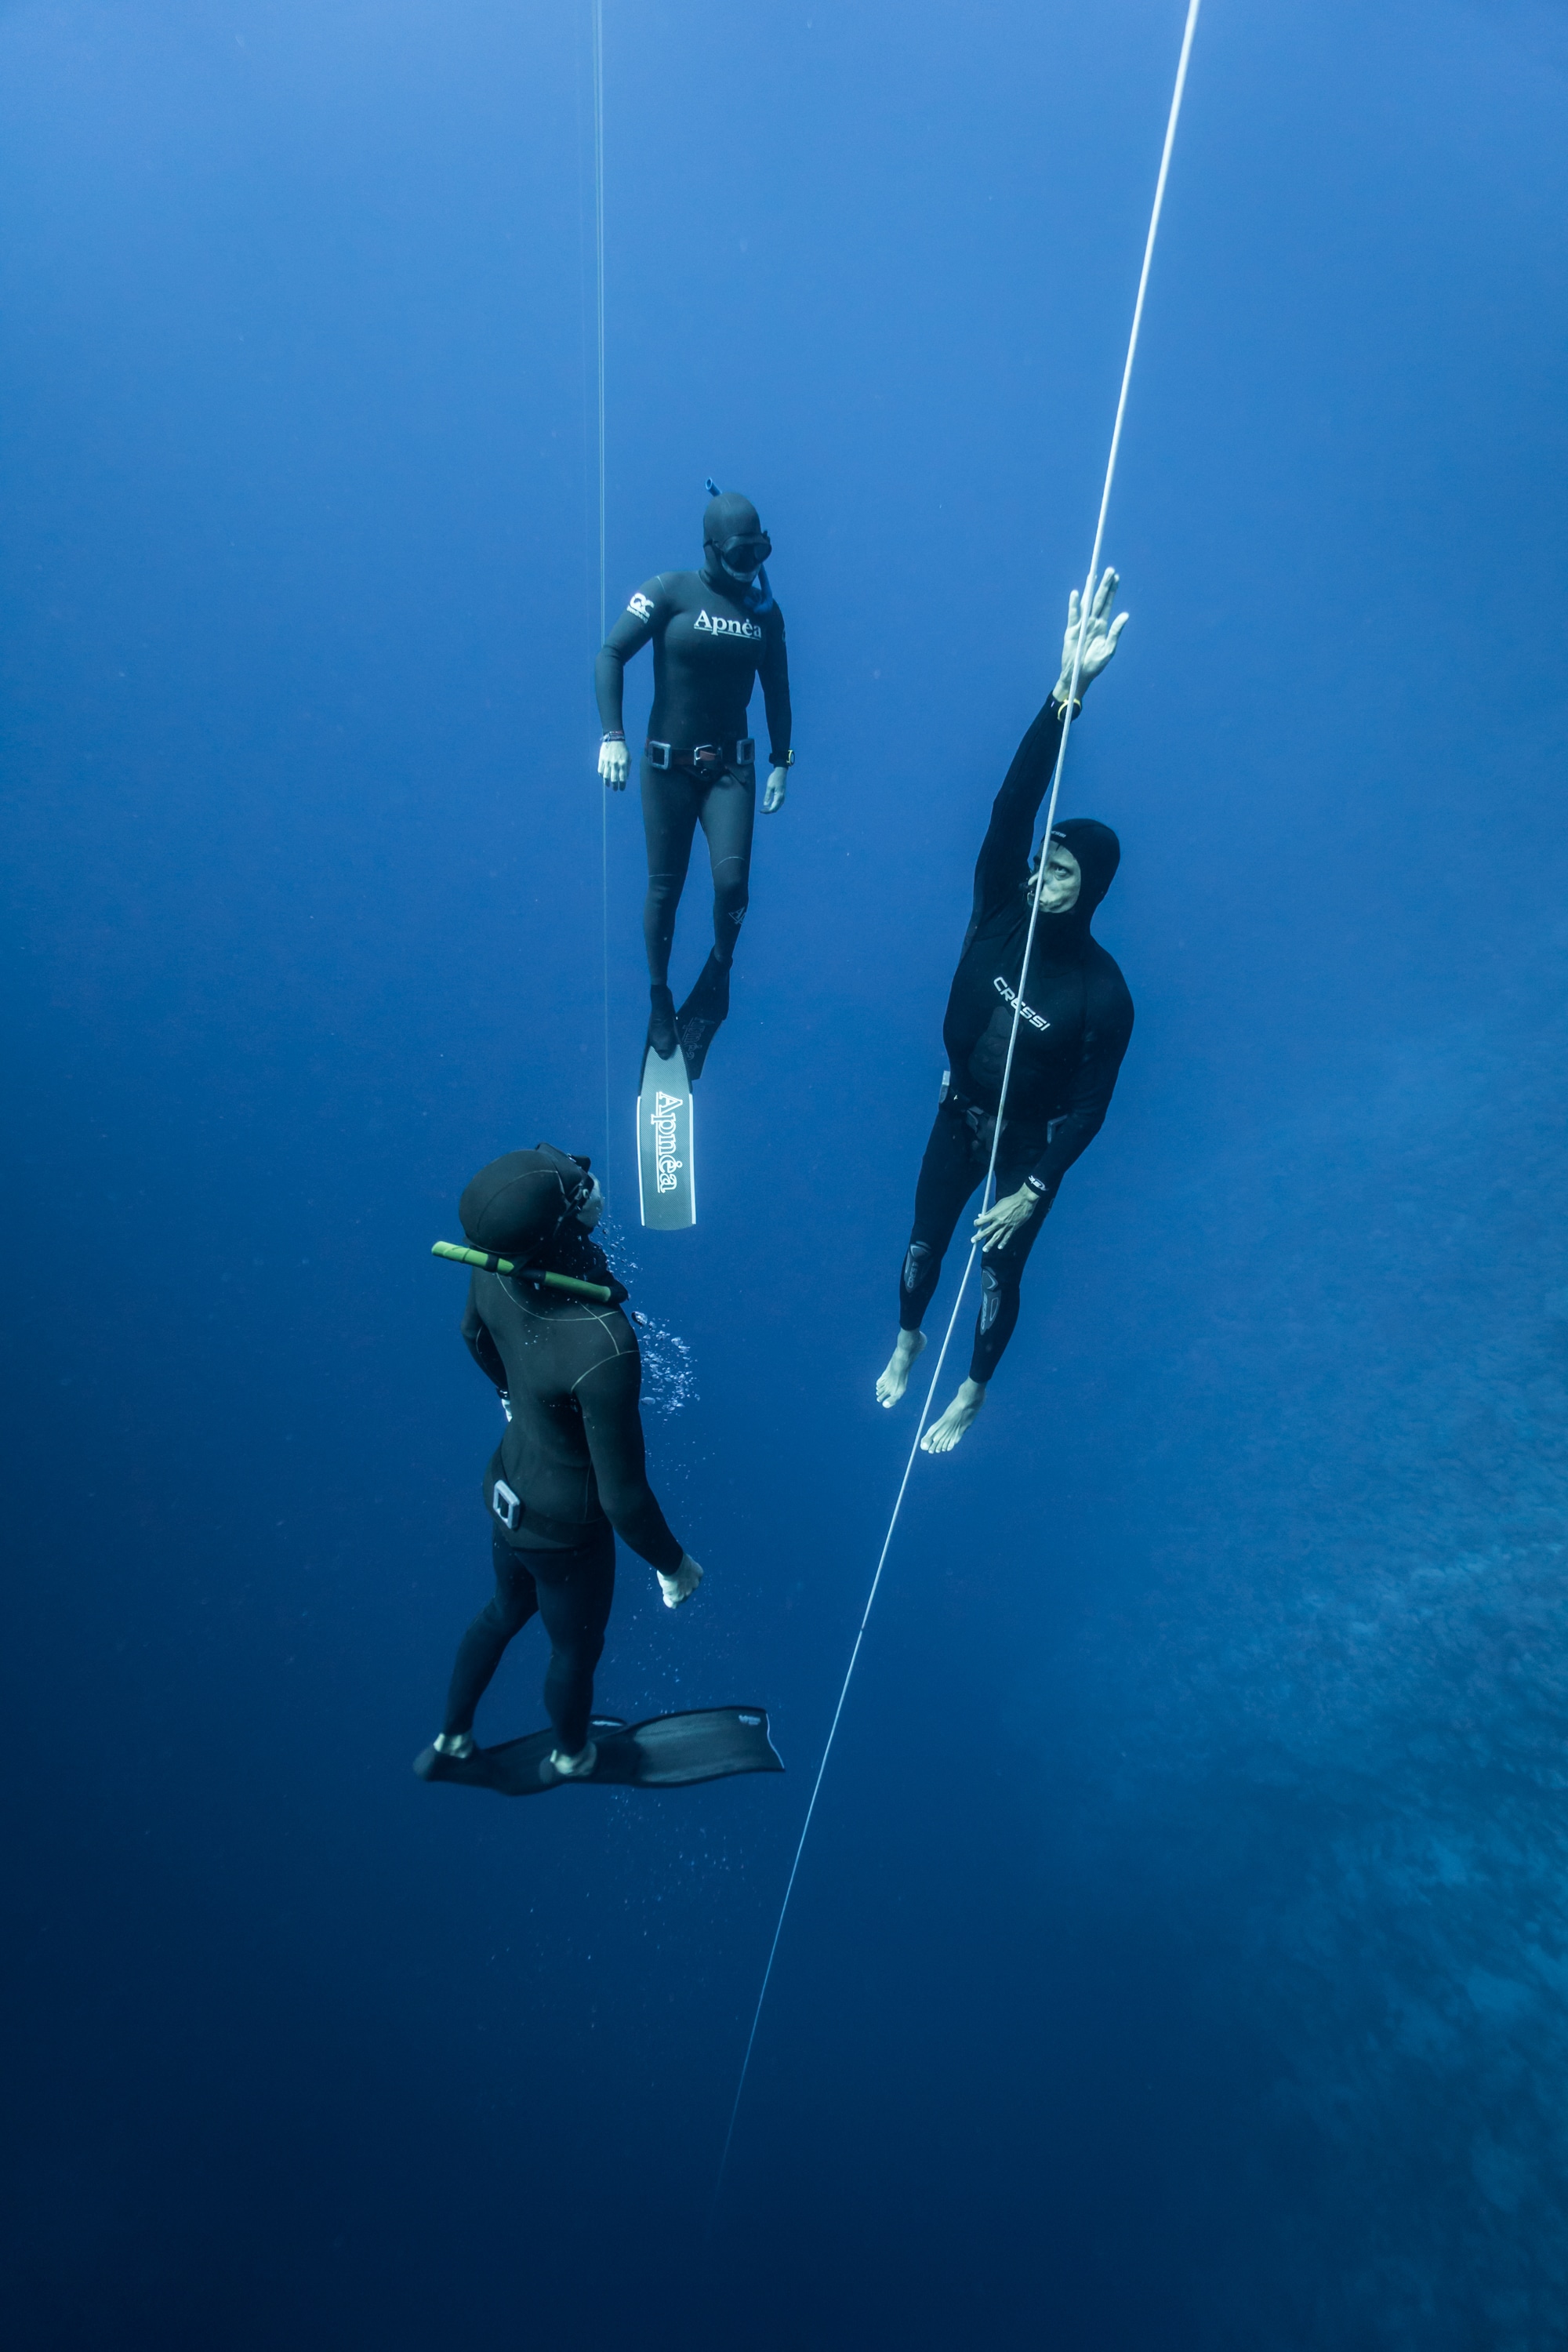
[650,951,730,1083]
[414,1706,783,1798]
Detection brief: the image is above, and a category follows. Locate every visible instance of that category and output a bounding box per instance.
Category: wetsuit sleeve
[594,577,664,733]
[461,1276,508,1393]
[575,1347,684,1573]
[759,605,793,764]
[969,696,1068,931]
[1024,973,1134,1203]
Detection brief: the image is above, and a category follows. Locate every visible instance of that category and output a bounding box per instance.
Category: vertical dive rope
[712,0,1204,2207]
[593,0,612,1180]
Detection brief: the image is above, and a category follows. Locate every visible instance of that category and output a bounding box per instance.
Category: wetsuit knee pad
[902,1240,934,1298]
[978,1262,1015,1334]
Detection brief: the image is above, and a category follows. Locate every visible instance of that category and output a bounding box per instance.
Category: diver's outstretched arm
[967,572,1131,931]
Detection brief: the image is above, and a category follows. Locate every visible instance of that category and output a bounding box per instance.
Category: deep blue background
[4,2,1567,2345]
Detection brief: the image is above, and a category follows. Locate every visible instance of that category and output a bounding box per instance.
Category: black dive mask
[531,1141,597,1224]
[711,531,771,583]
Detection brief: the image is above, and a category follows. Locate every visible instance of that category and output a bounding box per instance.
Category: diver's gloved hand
[658,1553,704,1609]
[599,734,630,789]
[973,1185,1040,1253]
[1054,568,1128,706]
[762,765,789,814]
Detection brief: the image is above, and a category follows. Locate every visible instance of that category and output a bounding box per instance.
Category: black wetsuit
[898,695,1134,1383]
[441,1252,683,1753]
[595,570,792,984]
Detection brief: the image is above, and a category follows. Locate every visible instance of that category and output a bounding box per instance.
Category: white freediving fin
[637,1041,695,1230]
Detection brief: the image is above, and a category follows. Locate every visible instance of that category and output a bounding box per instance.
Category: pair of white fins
[637,1037,696,1230]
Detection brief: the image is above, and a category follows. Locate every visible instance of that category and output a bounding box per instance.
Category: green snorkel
[430,1240,614,1305]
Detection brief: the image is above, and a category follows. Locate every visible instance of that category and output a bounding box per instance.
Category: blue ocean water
[3,1,1567,2344]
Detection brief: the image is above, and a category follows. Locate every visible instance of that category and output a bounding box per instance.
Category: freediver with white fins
[417,1145,781,1795]
[876,570,1135,1454]
[595,483,794,1082]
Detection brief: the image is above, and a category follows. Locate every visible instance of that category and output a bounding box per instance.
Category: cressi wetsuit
[441,1251,684,1754]
[595,569,793,984]
[898,695,1134,1381]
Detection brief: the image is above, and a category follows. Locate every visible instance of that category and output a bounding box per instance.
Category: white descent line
[592,0,611,1181]
[709,1239,984,2210]
[710,0,1205,2216]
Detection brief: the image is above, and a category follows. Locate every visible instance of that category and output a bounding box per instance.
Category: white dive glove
[1054,567,1129,706]
[598,735,630,789]
[658,1553,704,1609]
[762,764,789,814]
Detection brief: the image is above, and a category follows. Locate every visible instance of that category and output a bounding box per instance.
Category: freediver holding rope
[876,569,1134,1453]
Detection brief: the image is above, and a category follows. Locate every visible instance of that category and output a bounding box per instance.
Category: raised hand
[1055,567,1129,704]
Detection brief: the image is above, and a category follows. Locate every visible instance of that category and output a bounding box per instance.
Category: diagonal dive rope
[712,0,1205,2208]
[592,0,612,1179]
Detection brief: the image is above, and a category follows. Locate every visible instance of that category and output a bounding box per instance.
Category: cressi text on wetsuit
[898,694,1134,1381]
[595,569,793,983]
[441,1253,683,1754]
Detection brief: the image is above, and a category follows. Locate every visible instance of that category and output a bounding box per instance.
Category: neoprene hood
[459,1145,593,1263]
[702,489,771,579]
[1051,817,1121,916]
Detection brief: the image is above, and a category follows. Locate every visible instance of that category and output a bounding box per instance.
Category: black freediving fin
[637,1035,695,1229]
[675,953,731,1083]
[412,1706,783,1798]
[647,982,678,1062]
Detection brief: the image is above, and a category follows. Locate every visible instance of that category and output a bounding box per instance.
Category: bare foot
[876,1328,927,1407]
[920,1378,985,1454]
[550,1740,599,1779]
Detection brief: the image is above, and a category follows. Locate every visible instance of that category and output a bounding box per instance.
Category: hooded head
[1027,816,1121,956]
[1051,817,1120,914]
[459,1145,600,1267]
[702,488,771,590]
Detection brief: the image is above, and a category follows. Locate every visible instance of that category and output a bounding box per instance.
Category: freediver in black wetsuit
[422,1146,703,1784]
[595,487,794,1076]
[875,571,1134,1454]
